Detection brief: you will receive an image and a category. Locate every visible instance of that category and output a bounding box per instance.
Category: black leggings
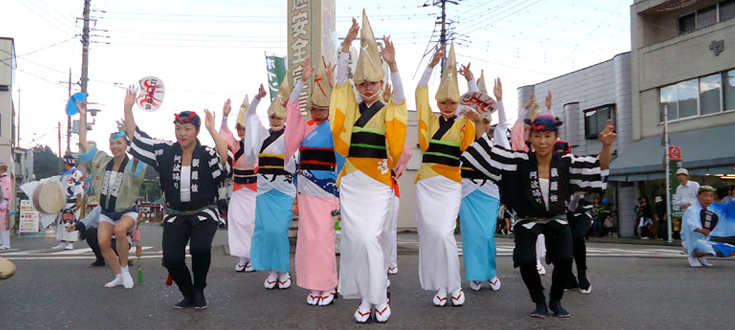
[569,213,591,273]
[514,220,573,303]
[162,215,219,298]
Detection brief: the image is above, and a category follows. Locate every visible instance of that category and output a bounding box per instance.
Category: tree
[32,145,60,180]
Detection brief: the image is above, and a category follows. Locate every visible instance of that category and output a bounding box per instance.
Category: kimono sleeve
[567,153,608,193]
[416,85,437,152]
[130,127,171,173]
[463,133,526,183]
[709,201,735,237]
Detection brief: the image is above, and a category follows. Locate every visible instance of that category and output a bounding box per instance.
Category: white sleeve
[418,66,433,88]
[390,71,405,105]
[467,79,479,93]
[291,80,305,104]
[336,52,350,88]
[244,97,268,164]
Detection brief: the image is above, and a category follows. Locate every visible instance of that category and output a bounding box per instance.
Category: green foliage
[32,145,60,179]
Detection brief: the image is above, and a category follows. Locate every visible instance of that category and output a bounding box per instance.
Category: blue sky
[1,0,632,153]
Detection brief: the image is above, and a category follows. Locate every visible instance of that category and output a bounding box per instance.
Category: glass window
[697,5,718,28]
[724,69,735,111]
[678,79,698,118]
[679,13,696,34]
[721,0,735,21]
[699,74,722,115]
[660,84,678,121]
[584,105,615,139]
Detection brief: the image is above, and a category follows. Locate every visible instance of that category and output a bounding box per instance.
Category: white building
[518,52,634,236]
[609,0,735,236]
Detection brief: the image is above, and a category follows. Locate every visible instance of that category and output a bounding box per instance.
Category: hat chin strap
[358,87,384,105]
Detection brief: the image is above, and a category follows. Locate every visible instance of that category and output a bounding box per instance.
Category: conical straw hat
[435,43,460,103]
[353,10,384,85]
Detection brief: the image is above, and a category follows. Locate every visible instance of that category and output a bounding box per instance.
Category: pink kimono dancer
[295,194,339,291]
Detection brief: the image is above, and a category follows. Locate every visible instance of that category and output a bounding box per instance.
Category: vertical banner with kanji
[265,54,286,101]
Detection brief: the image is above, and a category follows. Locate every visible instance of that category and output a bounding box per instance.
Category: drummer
[51,155,84,250]
[76,100,147,288]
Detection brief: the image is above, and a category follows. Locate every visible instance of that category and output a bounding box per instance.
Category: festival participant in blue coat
[78,100,146,289]
[246,78,298,290]
[125,89,232,310]
[457,64,508,293]
[681,185,735,267]
[285,56,345,306]
[462,114,616,319]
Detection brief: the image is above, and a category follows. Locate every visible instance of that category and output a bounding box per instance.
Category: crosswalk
[397,241,687,258]
[0,246,162,261]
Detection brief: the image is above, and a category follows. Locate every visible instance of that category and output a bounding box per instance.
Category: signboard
[288,0,336,115]
[669,146,681,161]
[19,199,40,234]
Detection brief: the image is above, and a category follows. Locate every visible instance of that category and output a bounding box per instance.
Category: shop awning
[609,124,735,182]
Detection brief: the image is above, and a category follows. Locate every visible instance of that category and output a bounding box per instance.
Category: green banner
[265,55,286,101]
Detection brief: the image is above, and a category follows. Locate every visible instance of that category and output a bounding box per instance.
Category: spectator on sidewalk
[654,196,667,240]
[635,196,654,239]
[674,169,699,239]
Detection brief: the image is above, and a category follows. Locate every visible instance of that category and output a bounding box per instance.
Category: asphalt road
[1,225,734,329]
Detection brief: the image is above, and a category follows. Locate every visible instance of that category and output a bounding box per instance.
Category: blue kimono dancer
[682,200,735,257]
[459,186,500,281]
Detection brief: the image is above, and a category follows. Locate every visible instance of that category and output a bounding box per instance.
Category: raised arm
[284,56,314,161]
[76,100,91,151]
[205,109,229,165]
[337,17,359,88]
[597,119,616,170]
[417,48,442,151]
[123,87,137,140]
[460,62,478,92]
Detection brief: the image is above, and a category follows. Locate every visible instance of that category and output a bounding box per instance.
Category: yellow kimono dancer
[415,44,476,307]
[330,11,407,323]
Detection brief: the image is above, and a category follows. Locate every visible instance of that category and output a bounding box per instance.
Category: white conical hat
[236,95,249,128]
[477,70,488,94]
[353,10,384,85]
[435,43,460,103]
[267,73,292,119]
[307,56,333,110]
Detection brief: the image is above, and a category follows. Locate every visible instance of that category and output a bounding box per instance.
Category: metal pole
[66,69,72,154]
[664,104,673,243]
[81,0,90,95]
[16,88,20,148]
[439,0,447,74]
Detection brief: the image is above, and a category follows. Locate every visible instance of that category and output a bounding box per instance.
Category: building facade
[0,37,17,224]
[609,0,735,236]
[518,52,634,236]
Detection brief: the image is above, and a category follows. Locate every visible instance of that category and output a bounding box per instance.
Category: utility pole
[58,122,62,159]
[66,69,72,154]
[81,0,90,95]
[426,0,459,74]
[16,88,20,148]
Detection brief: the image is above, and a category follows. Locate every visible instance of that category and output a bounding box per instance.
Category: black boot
[578,271,591,294]
[89,260,106,267]
[174,288,195,309]
[174,294,194,309]
[565,274,579,291]
[549,299,571,318]
[193,288,208,310]
[530,299,548,318]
